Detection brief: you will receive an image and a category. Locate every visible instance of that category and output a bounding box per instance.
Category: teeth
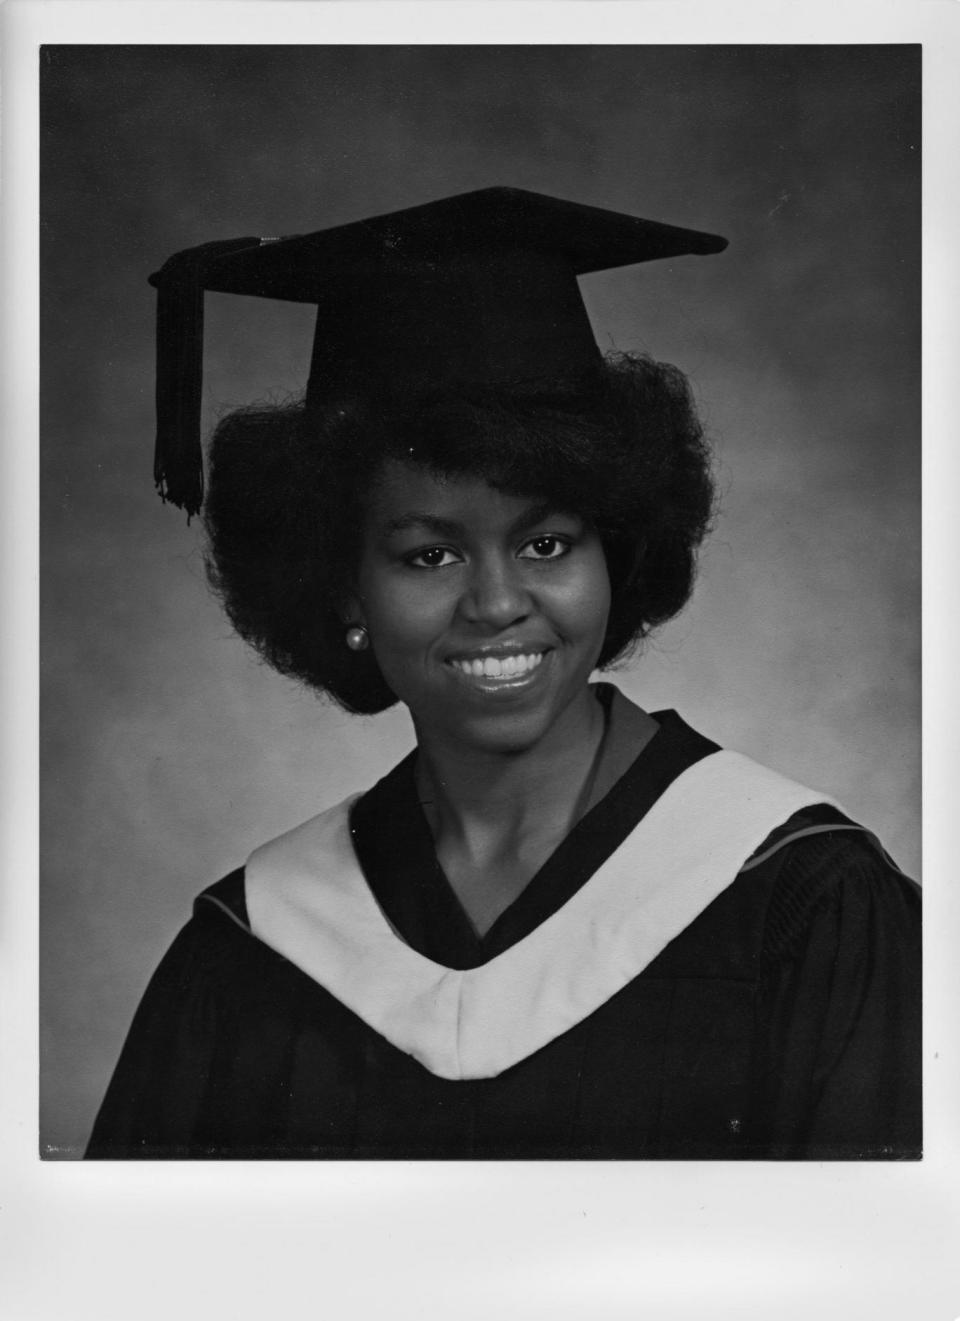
[451,652,544,679]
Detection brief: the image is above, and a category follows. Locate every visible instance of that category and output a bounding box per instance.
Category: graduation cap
[149,187,728,516]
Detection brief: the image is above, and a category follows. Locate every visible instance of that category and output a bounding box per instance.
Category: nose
[458,553,532,630]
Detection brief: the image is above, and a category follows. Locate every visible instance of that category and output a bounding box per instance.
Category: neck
[413,686,606,845]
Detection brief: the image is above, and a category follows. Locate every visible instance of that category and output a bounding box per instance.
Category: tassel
[149,237,260,518]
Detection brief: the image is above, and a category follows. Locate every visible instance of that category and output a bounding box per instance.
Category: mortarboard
[148,187,728,516]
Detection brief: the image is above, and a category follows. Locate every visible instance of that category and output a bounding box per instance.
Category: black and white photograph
[7,3,960,1316]
[40,42,923,1161]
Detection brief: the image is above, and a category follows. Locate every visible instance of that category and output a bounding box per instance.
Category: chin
[462,716,553,757]
[417,692,585,759]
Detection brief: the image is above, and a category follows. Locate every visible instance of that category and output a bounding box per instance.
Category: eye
[518,535,571,561]
[405,545,463,569]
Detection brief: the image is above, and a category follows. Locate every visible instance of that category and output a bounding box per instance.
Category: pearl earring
[345,625,369,652]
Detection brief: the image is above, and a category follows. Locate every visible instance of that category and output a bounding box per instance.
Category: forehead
[364,459,552,529]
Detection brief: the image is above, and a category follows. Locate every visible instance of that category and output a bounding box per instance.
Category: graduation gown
[87,697,921,1160]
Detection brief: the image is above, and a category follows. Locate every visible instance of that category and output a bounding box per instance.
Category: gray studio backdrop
[40,45,920,1157]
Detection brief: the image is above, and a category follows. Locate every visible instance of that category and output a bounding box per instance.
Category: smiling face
[351,460,612,757]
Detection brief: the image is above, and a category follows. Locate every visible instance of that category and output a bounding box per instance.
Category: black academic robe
[87,709,921,1160]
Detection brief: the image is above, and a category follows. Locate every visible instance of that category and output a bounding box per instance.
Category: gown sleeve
[750,829,921,1159]
[85,912,227,1159]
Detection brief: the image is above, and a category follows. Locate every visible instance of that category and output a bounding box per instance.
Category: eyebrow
[382,513,465,539]
[381,501,562,540]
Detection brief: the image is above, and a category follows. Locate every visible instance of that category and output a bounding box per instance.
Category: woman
[88,188,920,1160]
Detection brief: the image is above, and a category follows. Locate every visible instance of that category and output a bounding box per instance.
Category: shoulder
[195,867,251,930]
[143,867,259,990]
[170,794,369,990]
[139,868,264,999]
[159,866,312,1015]
[747,806,920,969]
[652,724,919,939]
[652,802,918,980]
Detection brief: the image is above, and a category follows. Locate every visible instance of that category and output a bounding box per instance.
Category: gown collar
[244,735,837,1080]
[349,687,718,969]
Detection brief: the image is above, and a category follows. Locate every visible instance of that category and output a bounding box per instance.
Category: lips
[448,651,545,680]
